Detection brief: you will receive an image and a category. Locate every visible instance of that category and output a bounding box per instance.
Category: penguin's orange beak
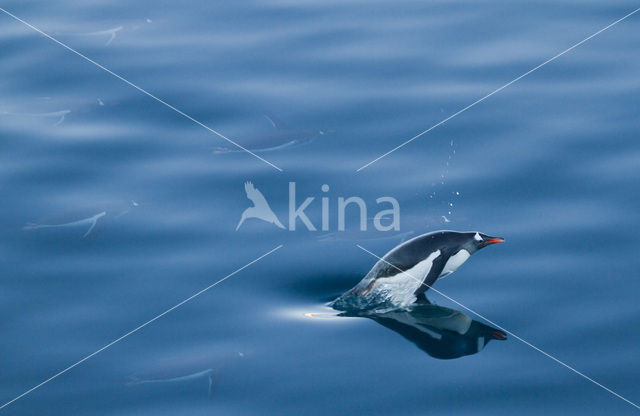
[484,237,504,245]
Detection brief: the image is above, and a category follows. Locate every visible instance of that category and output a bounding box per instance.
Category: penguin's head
[465,232,504,254]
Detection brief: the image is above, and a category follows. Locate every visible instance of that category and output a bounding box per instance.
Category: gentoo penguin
[331,230,504,311]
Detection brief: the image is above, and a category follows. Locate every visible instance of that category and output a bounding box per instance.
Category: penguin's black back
[368,230,469,281]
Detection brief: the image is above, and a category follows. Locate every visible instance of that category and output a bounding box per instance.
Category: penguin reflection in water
[342,303,507,359]
[332,230,504,311]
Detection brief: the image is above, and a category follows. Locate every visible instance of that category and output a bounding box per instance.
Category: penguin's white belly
[440,249,470,278]
[373,250,441,307]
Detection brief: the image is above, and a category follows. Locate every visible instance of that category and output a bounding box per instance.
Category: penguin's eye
[474,232,482,241]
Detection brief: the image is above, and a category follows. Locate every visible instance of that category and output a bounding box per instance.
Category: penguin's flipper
[413,254,447,296]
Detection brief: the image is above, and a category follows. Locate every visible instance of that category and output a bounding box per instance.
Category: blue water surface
[1,1,639,415]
